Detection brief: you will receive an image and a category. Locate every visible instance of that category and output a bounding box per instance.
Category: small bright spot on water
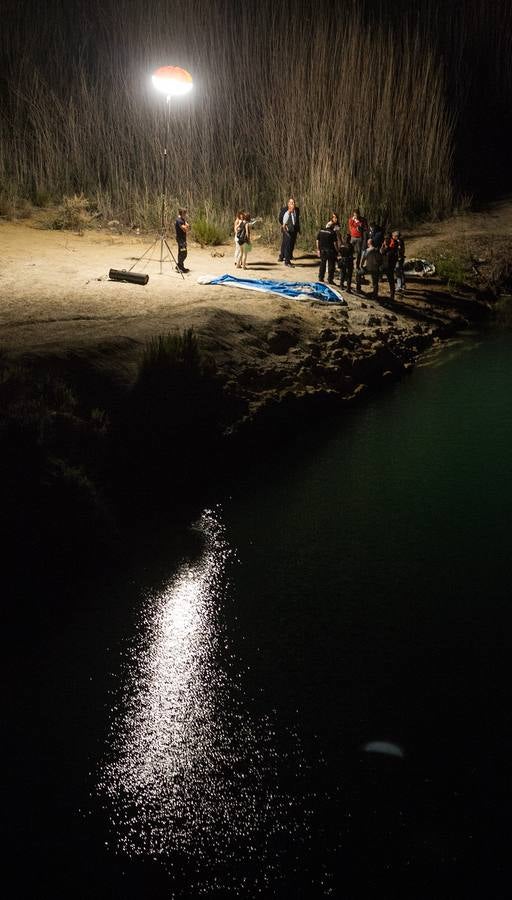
[363,741,405,759]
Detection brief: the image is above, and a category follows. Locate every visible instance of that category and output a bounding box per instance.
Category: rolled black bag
[109,268,149,285]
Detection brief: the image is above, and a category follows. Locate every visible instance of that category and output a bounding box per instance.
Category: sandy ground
[0,222,379,389]
[1,200,509,390]
[0,224,282,348]
[0,223,345,358]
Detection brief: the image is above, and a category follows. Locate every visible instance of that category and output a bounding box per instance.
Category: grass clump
[139,329,202,376]
[51,193,93,233]
[488,241,512,292]
[0,190,32,220]
[433,253,469,289]
[192,217,228,247]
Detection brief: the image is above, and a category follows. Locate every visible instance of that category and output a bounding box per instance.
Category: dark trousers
[368,271,380,298]
[384,271,395,299]
[177,240,187,269]
[319,251,336,282]
[350,236,365,268]
[281,230,297,264]
[339,260,353,290]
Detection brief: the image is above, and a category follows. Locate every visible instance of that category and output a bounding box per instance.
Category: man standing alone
[175,207,190,273]
[280,198,300,267]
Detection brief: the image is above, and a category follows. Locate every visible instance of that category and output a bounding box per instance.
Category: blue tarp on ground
[201,274,346,304]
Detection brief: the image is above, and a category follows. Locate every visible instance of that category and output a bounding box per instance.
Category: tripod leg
[123,235,183,277]
[163,238,185,278]
[128,238,159,272]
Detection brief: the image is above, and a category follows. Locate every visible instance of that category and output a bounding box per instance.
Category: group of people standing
[178,201,405,303]
[316,208,406,301]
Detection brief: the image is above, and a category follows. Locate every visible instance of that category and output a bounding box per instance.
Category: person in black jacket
[338,233,355,292]
[391,230,406,293]
[280,198,301,266]
[316,221,338,283]
[175,208,190,273]
[380,234,398,301]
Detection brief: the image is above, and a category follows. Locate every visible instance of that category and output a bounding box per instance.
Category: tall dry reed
[0,0,511,233]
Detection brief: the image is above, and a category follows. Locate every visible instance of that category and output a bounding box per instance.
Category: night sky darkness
[1,0,512,215]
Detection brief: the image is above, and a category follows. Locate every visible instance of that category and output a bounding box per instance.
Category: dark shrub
[0,359,114,568]
[115,329,229,510]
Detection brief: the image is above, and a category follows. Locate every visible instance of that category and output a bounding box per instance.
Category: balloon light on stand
[108,65,194,285]
[152,66,193,98]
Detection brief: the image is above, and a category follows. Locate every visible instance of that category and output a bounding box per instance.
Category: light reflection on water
[98,509,301,893]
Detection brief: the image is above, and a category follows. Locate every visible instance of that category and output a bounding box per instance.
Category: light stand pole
[128,66,193,279]
[159,96,171,274]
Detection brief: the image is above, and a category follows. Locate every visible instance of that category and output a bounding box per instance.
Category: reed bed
[1,0,511,235]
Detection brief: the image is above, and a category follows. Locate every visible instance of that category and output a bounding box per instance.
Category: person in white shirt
[280,197,301,267]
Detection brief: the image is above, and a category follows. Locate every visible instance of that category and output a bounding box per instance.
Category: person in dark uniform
[338,233,355,292]
[175,207,190,273]
[316,220,338,283]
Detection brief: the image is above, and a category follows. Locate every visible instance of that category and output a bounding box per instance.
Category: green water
[7,326,512,898]
[209,328,512,894]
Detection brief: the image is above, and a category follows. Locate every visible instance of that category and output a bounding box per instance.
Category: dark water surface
[6,328,512,898]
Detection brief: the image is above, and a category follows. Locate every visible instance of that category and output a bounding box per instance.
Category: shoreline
[0,221,489,425]
[0,216,508,572]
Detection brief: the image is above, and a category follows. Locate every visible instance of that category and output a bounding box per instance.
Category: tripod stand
[129,95,184,279]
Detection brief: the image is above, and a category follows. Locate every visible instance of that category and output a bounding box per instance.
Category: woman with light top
[233,209,245,267]
[239,212,252,270]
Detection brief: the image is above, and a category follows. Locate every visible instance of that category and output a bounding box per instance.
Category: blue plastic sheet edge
[208,274,346,304]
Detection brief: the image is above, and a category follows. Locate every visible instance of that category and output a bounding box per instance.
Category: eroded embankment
[0,280,494,576]
[208,286,485,434]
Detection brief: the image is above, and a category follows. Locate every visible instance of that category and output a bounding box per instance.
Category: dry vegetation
[1,0,511,239]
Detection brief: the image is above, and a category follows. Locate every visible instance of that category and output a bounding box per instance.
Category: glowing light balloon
[152,66,193,97]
